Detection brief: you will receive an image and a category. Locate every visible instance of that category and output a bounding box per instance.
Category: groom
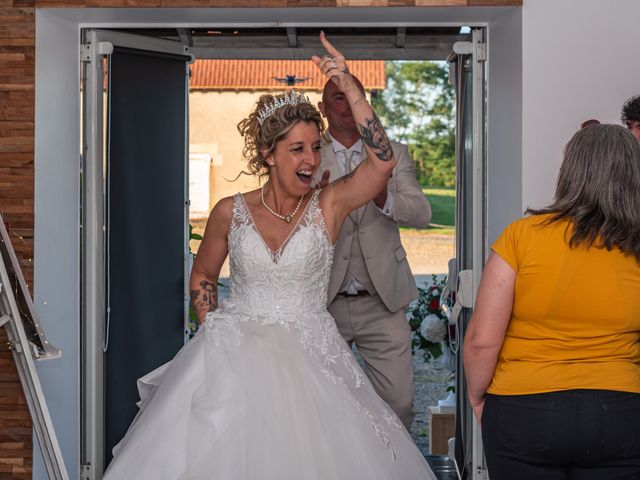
[315,77,431,430]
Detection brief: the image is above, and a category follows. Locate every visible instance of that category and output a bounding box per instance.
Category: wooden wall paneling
[468,0,521,5]
[17,0,525,5]
[415,0,466,5]
[0,1,34,476]
[34,0,85,7]
[158,0,212,8]
[286,0,336,7]
[337,0,388,7]
[0,333,32,479]
[84,0,158,9]
[30,0,522,5]
[387,0,418,6]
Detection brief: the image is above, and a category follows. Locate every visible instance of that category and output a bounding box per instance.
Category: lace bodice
[221,189,333,321]
[204,189,402,458]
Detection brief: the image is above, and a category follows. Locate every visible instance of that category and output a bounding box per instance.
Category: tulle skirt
[102,311,435,479]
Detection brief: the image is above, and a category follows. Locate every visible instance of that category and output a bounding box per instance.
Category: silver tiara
[257,90,312,125]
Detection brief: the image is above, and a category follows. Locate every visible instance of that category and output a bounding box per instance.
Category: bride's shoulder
[239,188,261,205]
[208,189,259,226]
[213,195,235,214]
[206,195,236,231]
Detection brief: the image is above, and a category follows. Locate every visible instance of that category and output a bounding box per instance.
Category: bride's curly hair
[237,90,325,180]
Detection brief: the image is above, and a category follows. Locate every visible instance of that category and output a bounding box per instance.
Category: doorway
[80,24,488,480]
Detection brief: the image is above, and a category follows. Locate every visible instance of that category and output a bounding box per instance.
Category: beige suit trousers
[328,293,415,431]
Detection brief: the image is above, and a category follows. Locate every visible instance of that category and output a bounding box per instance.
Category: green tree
[371,61,455,187]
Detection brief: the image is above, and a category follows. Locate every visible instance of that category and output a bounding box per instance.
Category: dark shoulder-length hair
[526,124,640,263]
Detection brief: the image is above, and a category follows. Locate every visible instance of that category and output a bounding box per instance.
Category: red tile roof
[189,60,386,91]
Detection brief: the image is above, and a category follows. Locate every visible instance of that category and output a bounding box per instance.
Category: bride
[103,33,436,479]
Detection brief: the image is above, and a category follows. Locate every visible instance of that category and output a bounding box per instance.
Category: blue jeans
[482,390,640,479]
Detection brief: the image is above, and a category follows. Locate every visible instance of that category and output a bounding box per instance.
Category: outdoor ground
[401,229,453,275]
[404,187,455,275]
[410,352,454,456]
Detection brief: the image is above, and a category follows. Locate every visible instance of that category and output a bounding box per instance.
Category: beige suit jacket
[316,140,432,313]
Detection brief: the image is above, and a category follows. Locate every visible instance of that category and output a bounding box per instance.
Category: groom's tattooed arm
[357,112,393,162]
[190,279,218,323]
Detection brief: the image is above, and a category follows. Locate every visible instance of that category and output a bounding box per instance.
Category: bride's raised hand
[310,31,396,241]
[311,32,359,96]
[312,31,393,166]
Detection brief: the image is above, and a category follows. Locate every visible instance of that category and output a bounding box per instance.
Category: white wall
[486,7,522,244]
[521,0,640,211]
[33,11,81,480]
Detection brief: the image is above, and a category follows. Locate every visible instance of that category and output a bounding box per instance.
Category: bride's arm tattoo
[338,169,357,184]
[357,112,393,162]
[190,279,218,320]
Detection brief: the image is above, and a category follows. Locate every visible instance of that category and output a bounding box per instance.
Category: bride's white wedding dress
[103,190,436,479]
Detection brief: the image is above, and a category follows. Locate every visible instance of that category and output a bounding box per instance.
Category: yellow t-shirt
[487,214,640,395]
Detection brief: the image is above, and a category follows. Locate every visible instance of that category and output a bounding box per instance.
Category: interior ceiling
[115,27,470,60]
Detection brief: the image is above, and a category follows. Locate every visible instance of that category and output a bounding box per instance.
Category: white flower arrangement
[420,314,448,343]
[407,274,453,361]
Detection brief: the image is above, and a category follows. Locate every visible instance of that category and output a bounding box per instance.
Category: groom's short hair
[321,75,366,104]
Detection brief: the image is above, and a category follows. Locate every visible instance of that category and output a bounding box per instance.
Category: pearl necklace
[261,185,304,224]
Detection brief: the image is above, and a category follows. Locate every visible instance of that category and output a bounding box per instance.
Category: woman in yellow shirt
[464,124,640,479]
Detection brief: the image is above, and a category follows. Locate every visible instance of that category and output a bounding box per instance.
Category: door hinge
[476,43,487,62]
[80,463,92,480]
[474,465,489,479]
[80,44,92,62]
[80,41,114,62]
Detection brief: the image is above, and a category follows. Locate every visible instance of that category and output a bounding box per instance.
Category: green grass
[398,186,455,235]
[423,187,455,227]
[400,187,455,235]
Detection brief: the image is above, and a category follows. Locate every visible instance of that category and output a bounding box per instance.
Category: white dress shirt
[329,134,394,295]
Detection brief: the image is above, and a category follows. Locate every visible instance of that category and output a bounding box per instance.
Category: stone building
[188,59,385,214]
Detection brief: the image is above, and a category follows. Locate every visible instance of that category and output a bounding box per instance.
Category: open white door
[446,27,488,480]
[81,30,192,479]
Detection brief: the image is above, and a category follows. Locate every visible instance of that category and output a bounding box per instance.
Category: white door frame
[83,24,487,479]
[34,7,522,478]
